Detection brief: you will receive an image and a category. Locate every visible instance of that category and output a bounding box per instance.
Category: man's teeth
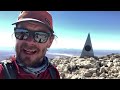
[24,49,36,53]
[26,50,35,52]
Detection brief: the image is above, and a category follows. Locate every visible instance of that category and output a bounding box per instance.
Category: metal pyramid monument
[80,33,94,58]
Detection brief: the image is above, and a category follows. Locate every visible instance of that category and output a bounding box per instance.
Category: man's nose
[26,35,35,42]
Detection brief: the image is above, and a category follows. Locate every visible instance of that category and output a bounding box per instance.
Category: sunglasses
[14,28,51,43]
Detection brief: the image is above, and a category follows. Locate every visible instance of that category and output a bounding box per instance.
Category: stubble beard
[15,43,47,67]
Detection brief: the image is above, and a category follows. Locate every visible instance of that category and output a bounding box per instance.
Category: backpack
[0,60,57,79]
[0,60,16,79]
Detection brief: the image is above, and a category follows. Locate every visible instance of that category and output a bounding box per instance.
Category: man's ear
[47,36,54,48]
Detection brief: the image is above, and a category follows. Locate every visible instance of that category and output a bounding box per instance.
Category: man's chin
[19,55,32,64]
[20,58,34,67]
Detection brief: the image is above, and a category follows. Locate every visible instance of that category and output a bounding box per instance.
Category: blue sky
[0,11,120,50]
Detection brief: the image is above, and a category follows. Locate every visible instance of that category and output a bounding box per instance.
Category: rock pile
[50,53,120,79]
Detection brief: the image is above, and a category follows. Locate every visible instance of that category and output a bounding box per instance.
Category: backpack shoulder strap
[0,60,16,79]
[48,63,57,79]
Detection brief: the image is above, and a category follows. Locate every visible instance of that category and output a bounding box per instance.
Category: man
[0,11,60,79]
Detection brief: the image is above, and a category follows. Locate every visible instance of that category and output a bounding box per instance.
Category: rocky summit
[50,53,120,79]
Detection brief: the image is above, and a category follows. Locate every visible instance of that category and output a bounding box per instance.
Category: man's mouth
[23,48,37,55]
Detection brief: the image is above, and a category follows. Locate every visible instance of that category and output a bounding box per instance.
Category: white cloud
[0,32,16,48]
[92,41,120,50]
[51,37,120,50]
[0,32,120,50]
[51,37,84,49]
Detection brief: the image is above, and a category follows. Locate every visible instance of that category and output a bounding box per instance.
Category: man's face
[15,21,54,67]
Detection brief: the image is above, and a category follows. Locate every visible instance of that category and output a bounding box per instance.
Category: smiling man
[0,11,60,79]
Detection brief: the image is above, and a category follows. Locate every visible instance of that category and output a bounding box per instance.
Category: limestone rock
[50,54,120,79]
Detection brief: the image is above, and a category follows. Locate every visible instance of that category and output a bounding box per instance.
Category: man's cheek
[16,42,21,54]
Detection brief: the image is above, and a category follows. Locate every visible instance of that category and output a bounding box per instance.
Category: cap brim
[12,18,54,33]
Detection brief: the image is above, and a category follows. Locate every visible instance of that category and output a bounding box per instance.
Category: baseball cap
[12,11,54,33]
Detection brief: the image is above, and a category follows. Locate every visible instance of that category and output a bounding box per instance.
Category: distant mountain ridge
[0,48,120,60]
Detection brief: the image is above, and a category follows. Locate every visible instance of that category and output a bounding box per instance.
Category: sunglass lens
[15,29,29,40]
[35,32,49,43]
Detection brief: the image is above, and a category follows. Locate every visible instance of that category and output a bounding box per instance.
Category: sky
[0,11,120,51]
